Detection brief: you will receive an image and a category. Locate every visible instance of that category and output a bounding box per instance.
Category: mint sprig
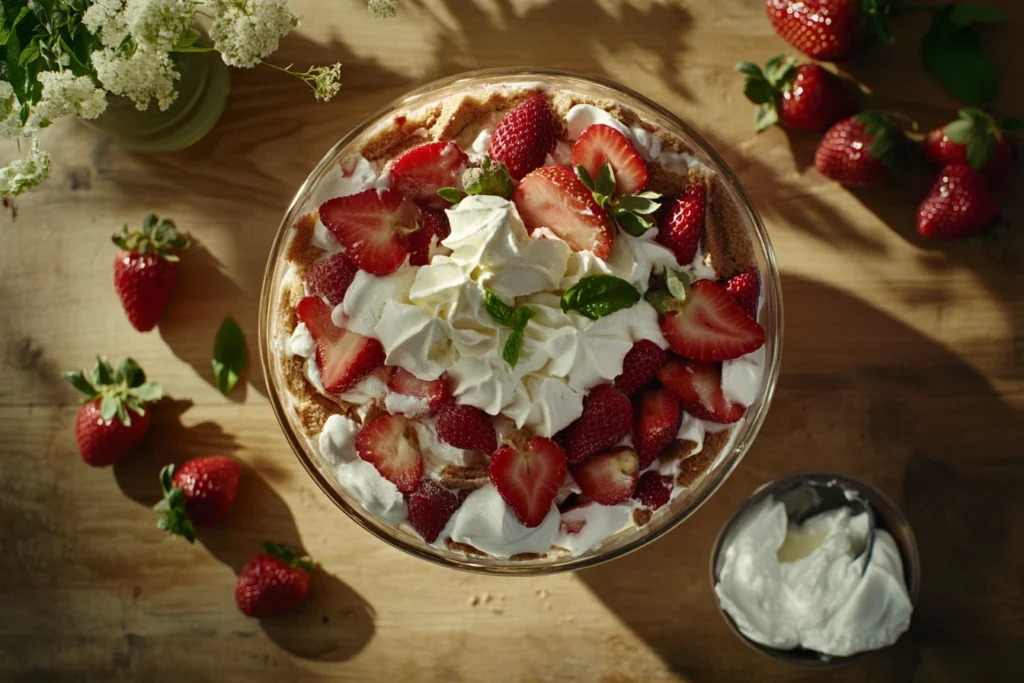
[575,162,661,237]
[62,356,163,427]
[561,275,641,320]
[484,291,535,368]
[437,156,515,205]
[921,4,1005,105]
[213,316,247,395]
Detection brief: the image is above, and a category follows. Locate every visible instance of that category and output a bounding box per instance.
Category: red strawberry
[765,0,889,61]
[924,109,1017,188]
[571,124,649,194]
[513,166,614,259]
[659,278,765,362]
[390,141,469,209]
[737,56,858,132]
[489,432,568,527]
[563,384,633,465]
[487,94,557,180]
[435,403,497,453]
[656,183,705,266]
[236,542,314,618]
[355,414,423,493]
[916,164,1000,240]
[633,387,682,468]
[155,456,241,542]
[614,339,668,396]
[296,296,385,393]
[406,479,460,542]
[386,366,450,415]
[633,471,673,510]
[814,113,903,188]
[319,188,421,275]
[305,252,357,305]
[111,214,190,332]
[408,208,451,266]
[63,356,162,467]
[658,359,745,424]
[724,268,760,319]
[570,446,640,505]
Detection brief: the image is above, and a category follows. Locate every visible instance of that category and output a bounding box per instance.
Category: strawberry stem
[261,542,316,572]
[154,464,196,543]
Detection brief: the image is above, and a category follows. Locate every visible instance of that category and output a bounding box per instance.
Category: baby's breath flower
[0,139,52,196]
[29,71,108,130]
[266,62,342,102]
[128,0,197,52]
[83,0,131,48]
[368,0,397,18]
[208,0,298,68]
[0,81,22,139]
[92,47,179,111]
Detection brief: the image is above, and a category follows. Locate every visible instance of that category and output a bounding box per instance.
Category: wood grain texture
[2,1,1022,681]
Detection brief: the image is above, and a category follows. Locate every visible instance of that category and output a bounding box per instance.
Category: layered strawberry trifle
[273,82,769,560]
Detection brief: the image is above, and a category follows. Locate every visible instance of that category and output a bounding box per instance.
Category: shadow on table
[577,273,1024,682]
[112,397,375,662]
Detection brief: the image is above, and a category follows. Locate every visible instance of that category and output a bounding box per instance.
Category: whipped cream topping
[439,485,561,558]
[715,498,913,657]
[553,503,634,557]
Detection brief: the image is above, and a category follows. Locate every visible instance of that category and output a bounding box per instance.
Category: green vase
[87,49,230,153]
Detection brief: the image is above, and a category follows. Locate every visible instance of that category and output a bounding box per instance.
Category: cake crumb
[535,588,549,599]
[544,603,553,612]
[481,592,492,604]
[468,595,480,607]
[490,607,505,615]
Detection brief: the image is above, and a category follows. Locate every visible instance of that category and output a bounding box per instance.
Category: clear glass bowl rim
[258,67,784,576]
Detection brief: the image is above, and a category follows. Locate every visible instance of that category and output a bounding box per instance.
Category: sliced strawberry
[319,188,421,275]
[296,296,385,393]
[633,471,673,510]
[570,447,640,505]
[563,384,633,465]
[614,339,667,396]
[657,359,745,424]
[513,166,614,259]
[724,267,760,319]
[487,94,557,180]
[571,124,649,195]
[435,403,497,453]
[355,413,424,493]
[660,280,765,362]
[489,435,568,527]
[305,252,358,305]
[406,479,460,542]
[390,141,469,209]
[560,518,586,535]
[386,366,450,414]
[656,183,706,266]
[633,387,682,468]
[408,208,450,266]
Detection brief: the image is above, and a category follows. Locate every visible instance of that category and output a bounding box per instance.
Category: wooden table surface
[2,1,1022,681]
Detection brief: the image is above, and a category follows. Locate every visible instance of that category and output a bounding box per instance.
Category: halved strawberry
[633,387,682,468]
[724,268,760,319]
[319,188,421,275]
[408,208,451,266]
[489,434,567,527]
[487,94,557,180]
[570,447,640,505]
[305,252,358,305]
[296,296,385,393]
[660,280,765,362]
[513,166,614,259]
[571,124,649,195]
[389,141,469,209]
[657,359,744,424]
[354,413,424,493]
[656,183,706,266]
[386,367,450,414]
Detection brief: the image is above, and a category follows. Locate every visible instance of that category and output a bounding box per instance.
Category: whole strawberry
[154,456,241,542]
[916,164,1000,239]
[236,542,315,618]
[924,109,1018,189]
[112,214,190,332]
[488,94,557,180]
[63,357,163,467]
[737,55,858,132]
[765,0,892,61]
[815,112,904,187]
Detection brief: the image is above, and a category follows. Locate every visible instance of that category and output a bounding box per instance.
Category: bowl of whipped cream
[710,472,920,667]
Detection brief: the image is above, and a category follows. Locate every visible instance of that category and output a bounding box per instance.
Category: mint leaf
[511,306,535,332]
[503,329,525,368]
[212,316,247,395]
[614,210,652,237]
[922,5,1002,104]
[465,157,515,199]
[484,290,534,367]
[437,187,466,204]
[561,275,641,320]
[666,270,690,301]
[484,291,515,328]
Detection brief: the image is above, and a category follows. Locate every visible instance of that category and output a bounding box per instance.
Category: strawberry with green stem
[437,155,516,205]
[154,456,241,543]
[814,112,909,187]
[736,55,858,132]
[925,109,1020,188]
[112,214,190,332]
[765,0,893,61]
[63,357,163,467]
[236,542,316,618]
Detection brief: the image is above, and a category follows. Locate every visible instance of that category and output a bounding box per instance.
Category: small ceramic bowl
[709,472,921,667]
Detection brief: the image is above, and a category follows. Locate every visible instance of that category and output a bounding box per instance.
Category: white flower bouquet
[0,0,394,196]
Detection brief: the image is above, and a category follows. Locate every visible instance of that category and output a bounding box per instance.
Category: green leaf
[595,161,616,198]
[99,393,119,422]
[614,194,660,215]
[921,6,1001,104]
[734,62,763,78]
[170,45,216,53]
[437,187,466,204]
[743,77,774,105]
[511,305,535,332]
[666,270,690,301]
[177,27,201,49]
[763,54,796,87]
[560,275,641,320]
[460,156,515,200]
[262,542,315,571]
[615,211,652,237]
[116,357,141,386]
[575,164,596,191]
[63,371,96,398]
[6,26,21,65]
[93,356,114,386]
[134,381,164,403]
[943,118,975,144]
[212,316,247,396]
[17,41,39,67]
[0,7,29,46]
[484,290,516,328]
[966,132,996,169]
[503,329,525,368]
[754,104,779,132]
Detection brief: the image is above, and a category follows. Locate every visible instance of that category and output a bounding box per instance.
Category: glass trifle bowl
[259,68,782,575]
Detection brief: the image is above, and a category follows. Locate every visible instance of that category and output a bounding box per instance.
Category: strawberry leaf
[575,164,596,192]
[561,275,640,320]
[262,541,316,571]
[134,381,164,402]
[63,371,97,399]
[100,393,120,423]
[754,104,779,133]
[614,210,652,237]
[595,161,617,199]
[922,4,1003,104]
[212,316,247,395]
[666,269,691,301]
